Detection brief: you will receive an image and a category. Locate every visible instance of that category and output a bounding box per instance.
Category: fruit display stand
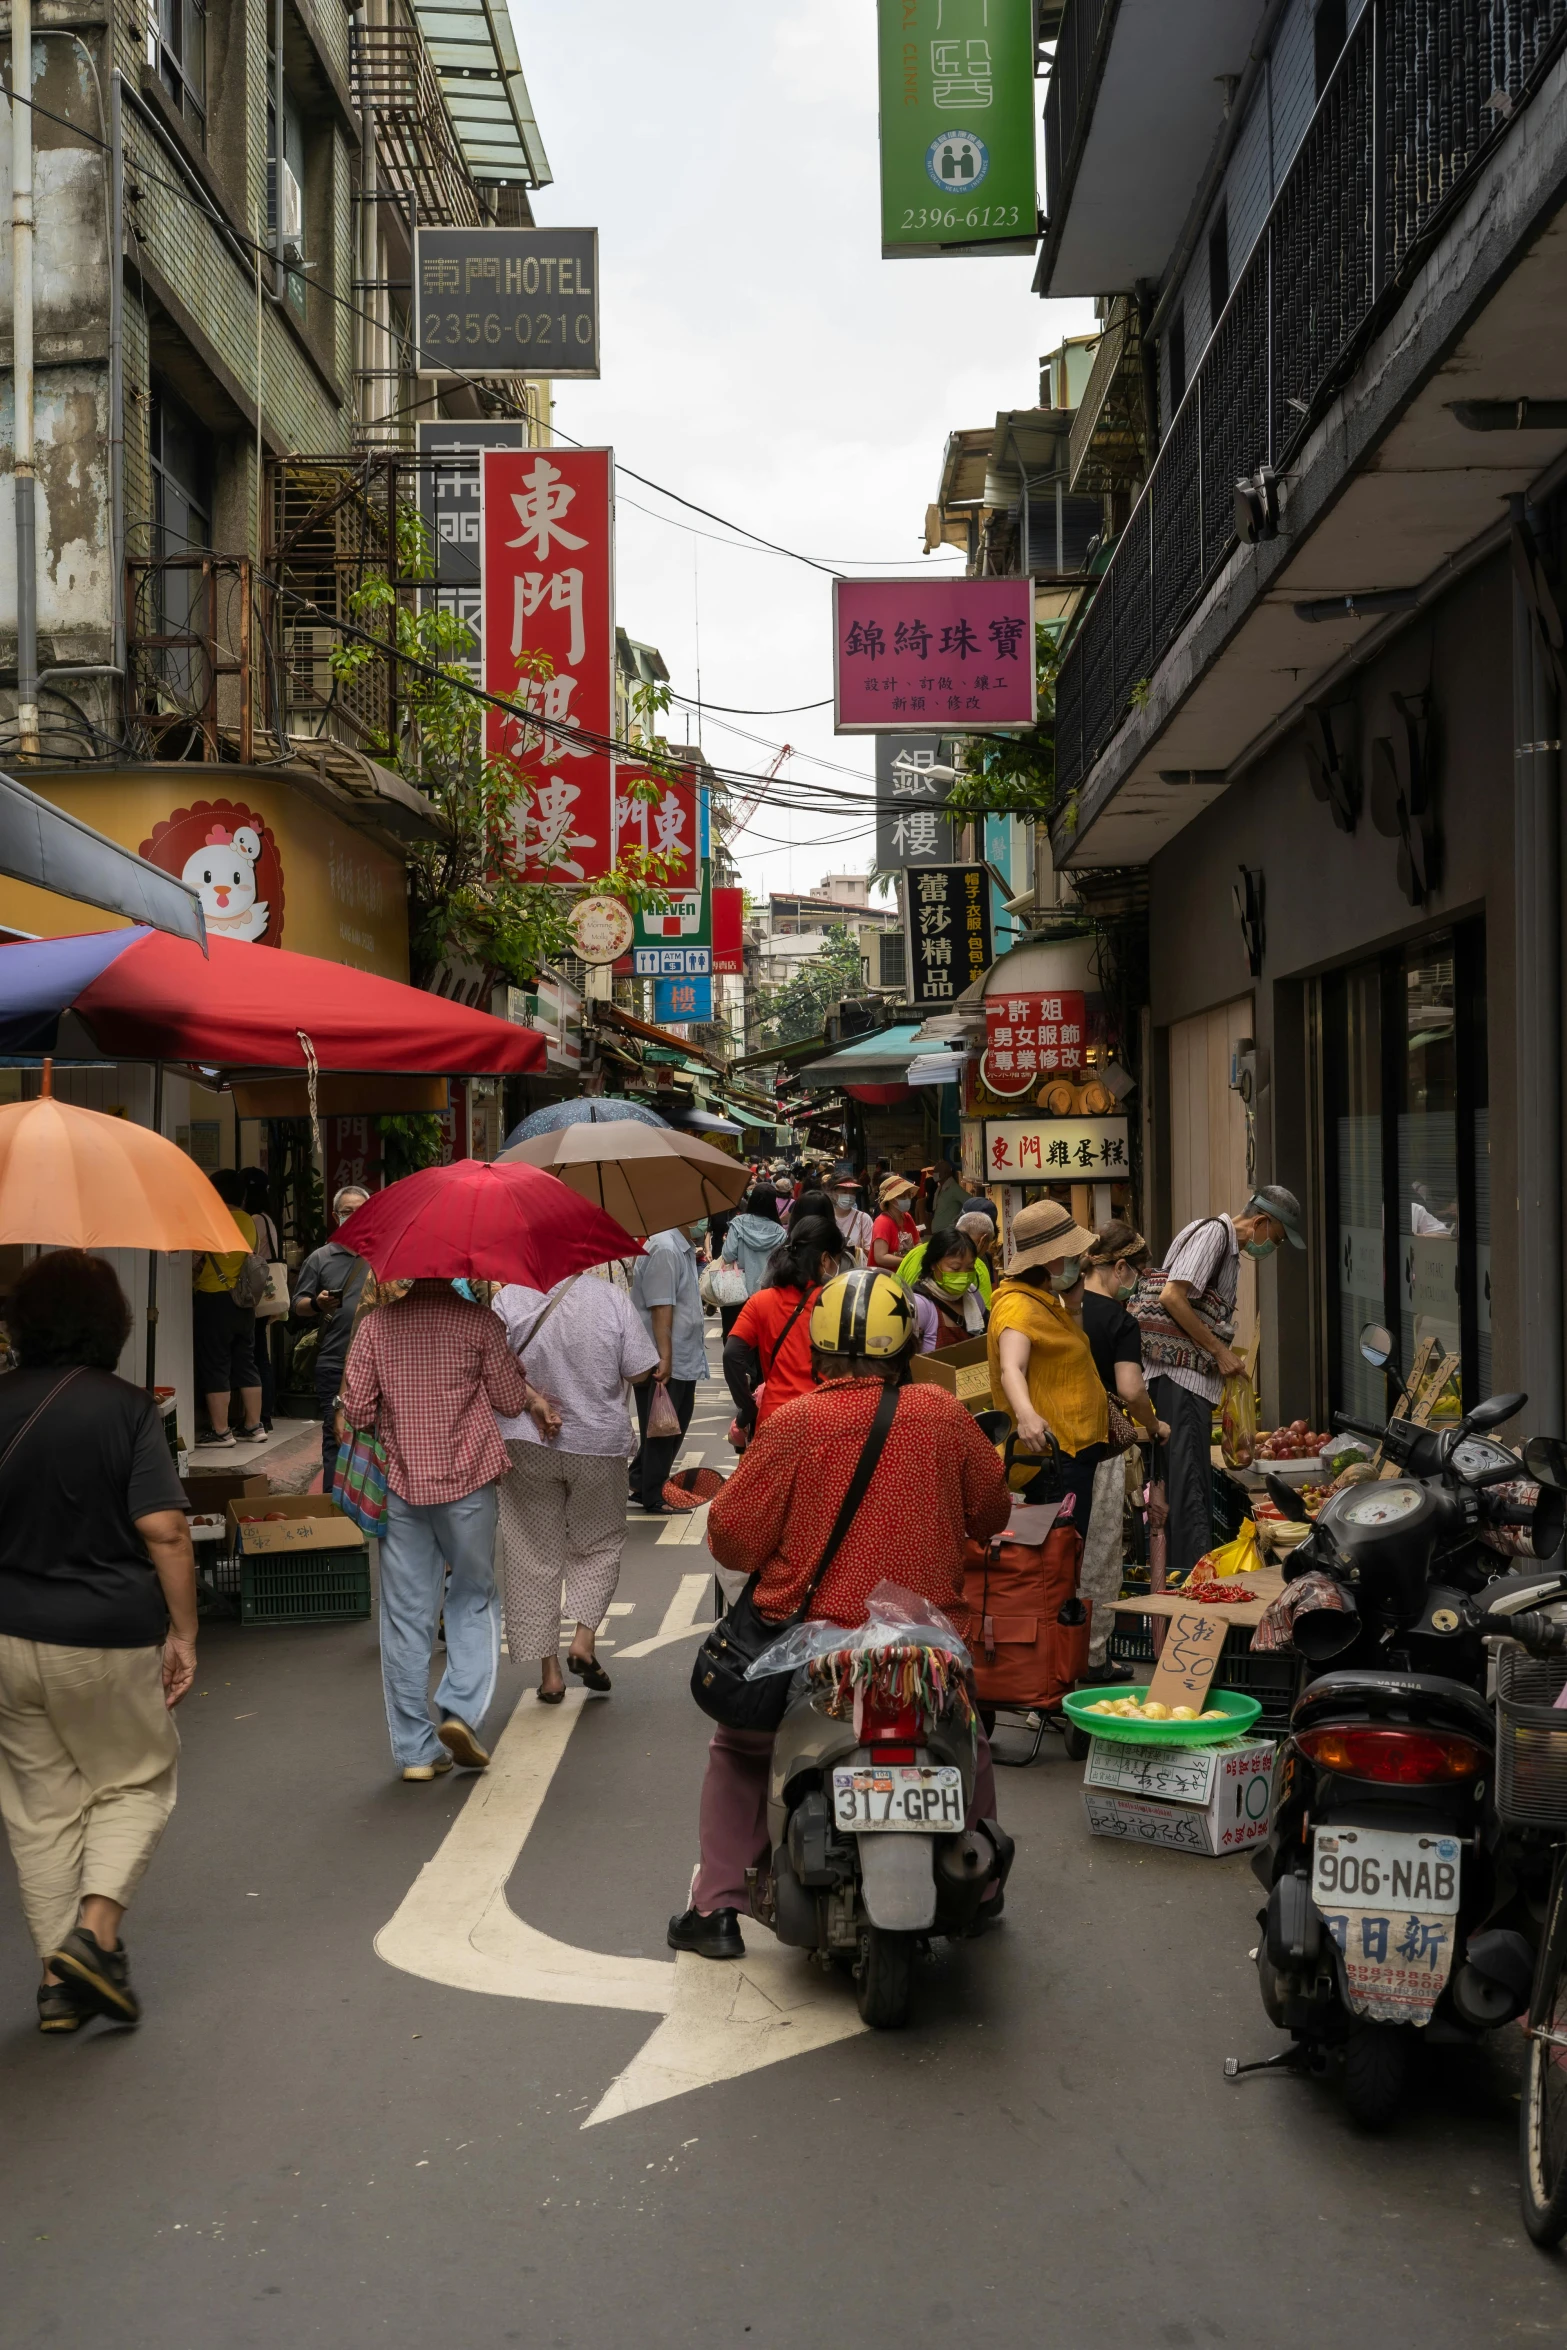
[1107,1566,1301,1735]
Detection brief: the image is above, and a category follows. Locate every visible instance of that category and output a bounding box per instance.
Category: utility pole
[11,0,37,754]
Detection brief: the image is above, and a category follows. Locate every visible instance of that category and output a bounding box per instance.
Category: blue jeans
[376,1485,500,1768]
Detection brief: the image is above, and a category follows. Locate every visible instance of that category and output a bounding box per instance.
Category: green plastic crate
[239,1542,371,1626]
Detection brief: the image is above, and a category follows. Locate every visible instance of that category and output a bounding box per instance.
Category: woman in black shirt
[1075,1224,1169,1685]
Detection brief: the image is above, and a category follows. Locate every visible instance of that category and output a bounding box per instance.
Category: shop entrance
[1166,994,1256,1358]
[1319,921,1488,1420]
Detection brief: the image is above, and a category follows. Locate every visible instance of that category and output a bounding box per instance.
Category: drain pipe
[11,0,37,753]
[1511,494,1563,1427]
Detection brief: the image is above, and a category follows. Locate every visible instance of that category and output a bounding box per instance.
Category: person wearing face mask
[1076,1225,1169,1684]
[897,1227,991,1347]
[826,1162,874,1264]
[1144,1184,1306,1585]
[986,1197,1108,1536]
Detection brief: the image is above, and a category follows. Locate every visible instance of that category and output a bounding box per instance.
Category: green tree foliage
[755,923,866,1048]
[943,628,1076,830]
[330,510,676,990]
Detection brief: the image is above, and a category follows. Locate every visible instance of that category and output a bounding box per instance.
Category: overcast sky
[508,0,1094,902]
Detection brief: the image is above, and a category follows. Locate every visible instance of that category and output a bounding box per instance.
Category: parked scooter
[1231,1338,1567,2124]
[747,1597,1013,2028]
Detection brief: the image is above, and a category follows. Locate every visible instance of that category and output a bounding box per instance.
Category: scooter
[751,1657,1013,2029]
[1233,1363,1567,2124]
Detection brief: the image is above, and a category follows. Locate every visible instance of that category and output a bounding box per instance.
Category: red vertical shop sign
[614,766,699,888]
[481,446,615,880]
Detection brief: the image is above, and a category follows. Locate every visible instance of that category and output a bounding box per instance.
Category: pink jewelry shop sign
[832,575,1036,734]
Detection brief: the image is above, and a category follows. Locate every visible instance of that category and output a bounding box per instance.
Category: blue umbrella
[504,1094,669,1148]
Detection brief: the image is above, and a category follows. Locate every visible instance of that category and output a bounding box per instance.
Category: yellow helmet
[809,1268,914,1359]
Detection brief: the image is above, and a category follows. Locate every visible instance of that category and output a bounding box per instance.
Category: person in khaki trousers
[0,1252,198,2032]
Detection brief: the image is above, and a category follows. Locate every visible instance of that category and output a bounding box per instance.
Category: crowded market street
[0,1331,1556,2350]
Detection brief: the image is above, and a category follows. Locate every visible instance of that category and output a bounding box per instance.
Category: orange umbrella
[0,1066,247,1251]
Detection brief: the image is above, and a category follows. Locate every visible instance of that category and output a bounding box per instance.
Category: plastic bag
[745,1578,972,1681]
[1185,1519,1265,1585]
[645,1380,682,1439]
[1219,1371,1257,1468]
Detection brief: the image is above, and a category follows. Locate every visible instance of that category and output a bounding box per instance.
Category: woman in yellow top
[191,1167,263,1448]
[986,1196,1109,1533]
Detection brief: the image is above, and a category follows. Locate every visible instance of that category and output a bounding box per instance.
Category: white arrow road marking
[615,1571,713,1655]
[374,1687,865,2126]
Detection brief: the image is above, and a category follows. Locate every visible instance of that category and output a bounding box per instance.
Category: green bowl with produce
[1061,1686,1264,1745]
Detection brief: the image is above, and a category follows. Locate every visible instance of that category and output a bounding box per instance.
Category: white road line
[373,1689,866,2125]
[615,1572,713,1654]
[655,1503,711,1549]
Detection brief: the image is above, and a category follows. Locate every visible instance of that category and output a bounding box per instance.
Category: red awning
[70,932,545,1075]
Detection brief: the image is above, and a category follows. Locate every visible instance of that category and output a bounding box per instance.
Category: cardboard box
[182,1472,268,1513]
[908,1334,994,1414]
[1081,1735,1274,1857]
[228,1493,365,1555]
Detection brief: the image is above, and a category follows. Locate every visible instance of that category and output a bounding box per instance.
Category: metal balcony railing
[1041,0,1116,252]
[1053,0,1567,804]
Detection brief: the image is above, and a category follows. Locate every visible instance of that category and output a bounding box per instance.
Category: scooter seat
[1291,1667,1493,1744]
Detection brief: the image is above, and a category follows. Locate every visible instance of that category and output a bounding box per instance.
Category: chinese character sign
[906,863,992,1007]
[418,421,524,678]
[654,975,712,1025]
[482,446,614,882]
[874,732,956,866]
[835,579,1035,734]
[983,990,1088,1080]
[614,765,698,889]
[415,227,600,380]
[876,0,1036,258]
[985,1118,1130,1176]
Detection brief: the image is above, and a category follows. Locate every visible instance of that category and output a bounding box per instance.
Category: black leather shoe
[667,1905,744,1960]
[1078,1657,1133,1686]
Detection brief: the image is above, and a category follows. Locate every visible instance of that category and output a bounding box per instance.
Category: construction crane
[725,742,791,842]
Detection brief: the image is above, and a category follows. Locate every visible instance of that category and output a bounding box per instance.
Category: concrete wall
[1145,550,1517,1420]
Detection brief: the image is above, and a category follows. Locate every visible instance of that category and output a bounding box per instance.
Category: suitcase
[953,1525,1090,1710]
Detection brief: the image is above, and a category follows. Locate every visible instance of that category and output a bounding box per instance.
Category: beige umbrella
[498,1118,751,1236]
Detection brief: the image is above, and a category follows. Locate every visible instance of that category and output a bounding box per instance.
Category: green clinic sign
[877,0,1037,259]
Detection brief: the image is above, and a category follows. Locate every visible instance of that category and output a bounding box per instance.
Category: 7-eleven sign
[633,861,711,948]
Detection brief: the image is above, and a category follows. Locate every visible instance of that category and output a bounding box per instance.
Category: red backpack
[953,1523,1090,1710]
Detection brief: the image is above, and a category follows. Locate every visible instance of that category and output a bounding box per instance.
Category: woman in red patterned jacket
[669,1270,1010,1960]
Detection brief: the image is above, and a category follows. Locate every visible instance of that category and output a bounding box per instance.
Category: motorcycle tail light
[861,1697,921,1749]
[1296,1724,1485,1784]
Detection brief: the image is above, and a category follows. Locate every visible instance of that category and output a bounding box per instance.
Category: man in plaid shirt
[341,1281,537,1781]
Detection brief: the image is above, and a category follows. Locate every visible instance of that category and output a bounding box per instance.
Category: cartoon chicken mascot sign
[140,800,285,946]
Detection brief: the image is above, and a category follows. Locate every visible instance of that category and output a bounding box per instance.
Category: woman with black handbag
[670,1269,1010,1960]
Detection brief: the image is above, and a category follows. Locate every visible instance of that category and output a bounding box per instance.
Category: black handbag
[690,1382,900,1732]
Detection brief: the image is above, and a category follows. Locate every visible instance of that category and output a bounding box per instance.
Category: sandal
[568,1653,612,1694]
[536,1684,565,1705]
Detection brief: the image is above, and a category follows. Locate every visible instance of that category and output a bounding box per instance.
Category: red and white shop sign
[482,446,614,881]
[613,764,698,889]
[983,989,1086,1079]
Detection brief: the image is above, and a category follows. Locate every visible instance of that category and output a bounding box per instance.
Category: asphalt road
[1,1349,1562,2346]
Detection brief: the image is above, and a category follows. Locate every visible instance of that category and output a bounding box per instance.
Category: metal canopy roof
[407,0,552,186]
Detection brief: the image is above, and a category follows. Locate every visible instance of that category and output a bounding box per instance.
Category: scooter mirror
[1292,1601,1361,1660]
[1466,1391,1527,1433]
[1264,1471,1311,1523]
[1525,1436,1567,1493]
[1359,1321,1395,1370]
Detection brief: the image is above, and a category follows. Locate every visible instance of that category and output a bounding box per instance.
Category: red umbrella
[335,1159,641,1283]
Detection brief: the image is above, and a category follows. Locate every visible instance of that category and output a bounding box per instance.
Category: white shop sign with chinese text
[985,1117,1129,1179]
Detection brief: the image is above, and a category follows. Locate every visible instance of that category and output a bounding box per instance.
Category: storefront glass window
[1398,942,1461,1378]
[1324,964,1384,1422]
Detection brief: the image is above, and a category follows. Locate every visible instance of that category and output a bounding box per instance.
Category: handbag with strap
[0,1368,84,1476]
[332,1428,388,1535]
[1129,1216,1234,1376]
[690,1380,901,1733]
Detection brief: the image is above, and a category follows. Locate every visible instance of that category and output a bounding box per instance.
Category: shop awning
[793,1023,959,1085]
[0,772,206,949]
[0,928,546,1075]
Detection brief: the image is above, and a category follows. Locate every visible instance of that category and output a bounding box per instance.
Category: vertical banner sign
[906,863,994,1007]
[876,0,1037,259]
[482,446,615,881]
[835,578,1036,733]
[711,885,745,974]
[875,733,957,865]
[418,420,524,680]
[614,764,699,889]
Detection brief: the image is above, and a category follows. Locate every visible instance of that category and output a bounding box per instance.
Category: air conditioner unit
[281,161,306,264]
